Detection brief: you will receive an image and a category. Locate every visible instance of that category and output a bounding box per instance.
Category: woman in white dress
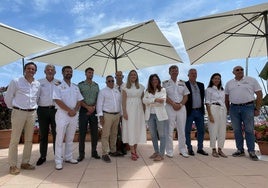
[122,70,146,161]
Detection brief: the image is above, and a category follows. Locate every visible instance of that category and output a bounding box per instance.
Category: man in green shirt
[77,67,100,161]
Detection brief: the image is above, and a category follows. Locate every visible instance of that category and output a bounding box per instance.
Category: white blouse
[205,86,225,106]
[143,88,168,121]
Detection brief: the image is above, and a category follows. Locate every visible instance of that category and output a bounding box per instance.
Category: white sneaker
[55,164,63,170]
[65,159,78,164]
[180,152,189,158]
[166,154,173,158]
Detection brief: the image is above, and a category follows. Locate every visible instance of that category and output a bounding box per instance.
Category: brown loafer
[218,150,228,158]
[21,163,35,170]
[149,152,159,159]
[212,149,219,158]
[10,166,20,175]
[153,155,164,161]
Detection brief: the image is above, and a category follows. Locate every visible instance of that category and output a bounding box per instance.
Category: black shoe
[232,150,245,157]
[197,149,209,156]
[77,156,84,162]
[188,149,195,156]
[249,151,258,161]
[102,154,111,163]
[121,149,127,155]
[92,153,101,159]
[36,157,46,166]
[109,151,124,157]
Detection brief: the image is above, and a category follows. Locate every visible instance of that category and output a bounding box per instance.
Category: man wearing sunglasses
[225,66,262,161]
[96,76,122,163]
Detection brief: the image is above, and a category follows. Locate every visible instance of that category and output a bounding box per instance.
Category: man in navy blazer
[185,68,208,156]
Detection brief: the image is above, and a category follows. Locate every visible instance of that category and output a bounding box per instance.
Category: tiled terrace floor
[0,140,268,188]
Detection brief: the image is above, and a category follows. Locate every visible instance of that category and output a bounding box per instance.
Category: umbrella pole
[22,58,25,75]
[246,58,249,76]
[113,38,118,73]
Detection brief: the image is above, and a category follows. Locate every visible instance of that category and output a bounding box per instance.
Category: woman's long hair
[207,73,224,90]
[126,69,140,89]
[146,74,162,94]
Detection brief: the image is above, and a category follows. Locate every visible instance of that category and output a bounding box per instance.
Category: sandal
[131,152,137,161]
[134,149,139,158]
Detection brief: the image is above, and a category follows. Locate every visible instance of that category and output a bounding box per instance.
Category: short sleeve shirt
[205,86,225,106]
[53,80,84,110]
[225,76,262,104]
[163,79,190,103]
[78,81,99,105]
[38,78,61,106]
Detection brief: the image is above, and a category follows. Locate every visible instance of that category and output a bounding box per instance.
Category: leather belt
[39,106,55,109]
[192,107,202,110]
[103,111,119,115]
[231,101,254,106]
[211,102,221,106]
[13,106,36,112]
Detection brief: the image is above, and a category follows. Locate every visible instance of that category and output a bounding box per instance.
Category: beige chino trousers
[101,113,120,155]
[9,109,36,166]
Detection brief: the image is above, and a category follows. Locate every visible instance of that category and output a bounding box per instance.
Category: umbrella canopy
[31,20,182,76]
[0,23,60,66]
[178,3,268,65]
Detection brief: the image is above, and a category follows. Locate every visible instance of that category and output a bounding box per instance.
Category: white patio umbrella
[0,23,60,67]
[177,3,268,69]
[31,20,182,76]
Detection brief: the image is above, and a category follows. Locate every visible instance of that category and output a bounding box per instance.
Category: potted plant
[0,86,12,149]
[254,110,268,155]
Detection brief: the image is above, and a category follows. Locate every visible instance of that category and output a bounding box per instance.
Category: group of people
[4,62,262,175]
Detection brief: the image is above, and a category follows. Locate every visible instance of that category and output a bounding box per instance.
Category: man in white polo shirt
[225,65,262,161]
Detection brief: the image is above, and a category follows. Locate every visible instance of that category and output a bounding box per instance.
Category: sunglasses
[235,68,244,72]
[107,80,114,83]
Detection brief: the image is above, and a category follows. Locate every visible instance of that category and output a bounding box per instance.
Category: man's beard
[64,74,72,80]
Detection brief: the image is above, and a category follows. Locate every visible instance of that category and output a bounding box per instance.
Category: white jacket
[143,88,168,121]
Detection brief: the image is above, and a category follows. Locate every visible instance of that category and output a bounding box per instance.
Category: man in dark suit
[185,68,208,156]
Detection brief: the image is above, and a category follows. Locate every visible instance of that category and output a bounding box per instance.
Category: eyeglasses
[107,80,114,83]
[235,68,244,72]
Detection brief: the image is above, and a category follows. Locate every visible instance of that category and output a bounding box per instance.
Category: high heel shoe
[131,152,137,161]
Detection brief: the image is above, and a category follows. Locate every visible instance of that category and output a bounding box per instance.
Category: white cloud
[70,1,94,14]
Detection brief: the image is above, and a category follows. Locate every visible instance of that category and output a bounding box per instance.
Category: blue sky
[0,0,267,91]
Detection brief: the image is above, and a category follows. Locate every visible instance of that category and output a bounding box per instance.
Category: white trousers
[208,105,226,149]
[165,105,187,156]
[55,110,78,165]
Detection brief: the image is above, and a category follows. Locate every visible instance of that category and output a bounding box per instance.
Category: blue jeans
[148,114,166,156]
[230,103,255,152]
[185,109,204,150]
